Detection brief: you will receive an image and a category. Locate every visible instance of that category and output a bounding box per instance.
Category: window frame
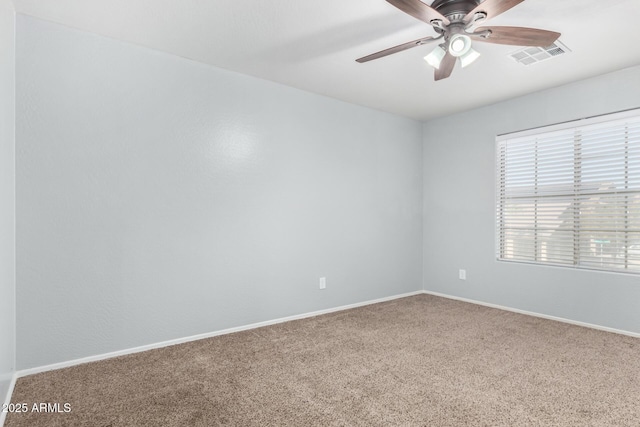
[495,108,640,275]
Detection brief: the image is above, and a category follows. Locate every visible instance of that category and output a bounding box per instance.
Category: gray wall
[16,16,423,370]
[0,0,16,405]
[423,65,640,334]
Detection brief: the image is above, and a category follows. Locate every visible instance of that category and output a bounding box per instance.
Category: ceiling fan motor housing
[431,0,483,20]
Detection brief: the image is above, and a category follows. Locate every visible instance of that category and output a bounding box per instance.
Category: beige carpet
[6,294,640,426]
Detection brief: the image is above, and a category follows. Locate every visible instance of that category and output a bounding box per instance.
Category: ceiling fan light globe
[451,39,465,53]
[448,34,472,57]
[460,48,481,68]
[424,46,446,69]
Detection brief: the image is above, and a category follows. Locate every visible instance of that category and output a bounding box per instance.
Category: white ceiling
[12,0,640,121]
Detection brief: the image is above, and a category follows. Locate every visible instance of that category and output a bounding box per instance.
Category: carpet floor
[6,294,640,426]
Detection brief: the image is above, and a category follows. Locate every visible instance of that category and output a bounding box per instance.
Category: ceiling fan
[356,0,561,81]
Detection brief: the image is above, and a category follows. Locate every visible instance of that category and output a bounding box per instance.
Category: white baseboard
[17,290,423,379]
[422,290,640,338]
[15,289,638,384]
[0,373,18,427]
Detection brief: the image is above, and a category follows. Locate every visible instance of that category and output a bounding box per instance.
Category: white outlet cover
[459,270,466,280]
[319,277,326,289]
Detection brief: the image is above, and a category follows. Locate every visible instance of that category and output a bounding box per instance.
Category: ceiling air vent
[509,40,571,66]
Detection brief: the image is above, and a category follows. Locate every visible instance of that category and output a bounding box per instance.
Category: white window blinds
[496,109,640,273]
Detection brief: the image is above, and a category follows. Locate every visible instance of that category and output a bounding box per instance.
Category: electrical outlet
[459,269,466,280]
[319,277,326,289]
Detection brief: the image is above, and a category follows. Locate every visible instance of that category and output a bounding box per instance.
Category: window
[496,109,640,273]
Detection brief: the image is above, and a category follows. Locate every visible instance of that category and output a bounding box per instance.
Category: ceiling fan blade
[356,36,437,63]
[386,0,450,26]
[463,0,524,24]
[471,26,560,46]
[434,51,456,81]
